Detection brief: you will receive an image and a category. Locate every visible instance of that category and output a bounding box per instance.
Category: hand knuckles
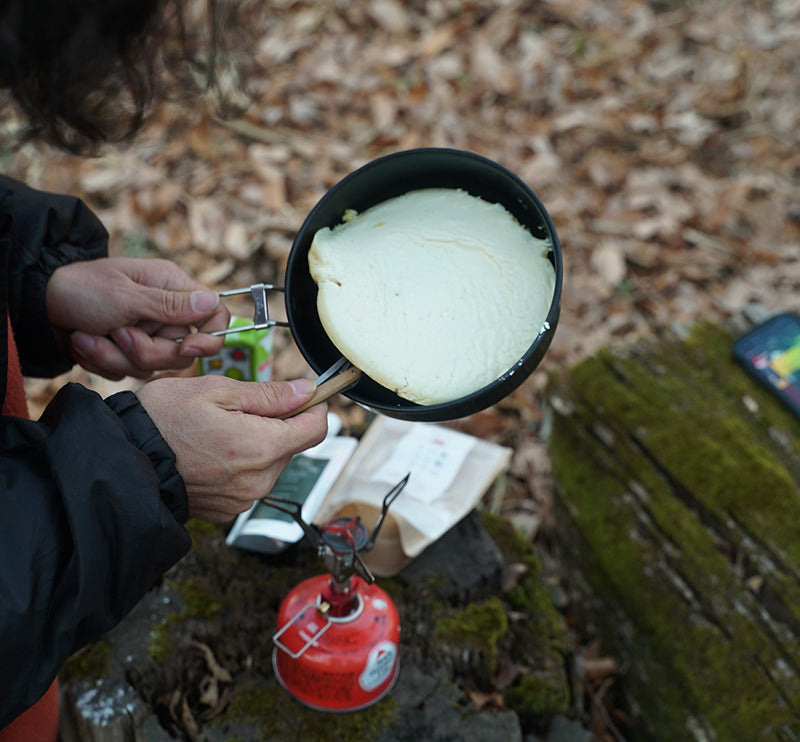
[158,290,187,320]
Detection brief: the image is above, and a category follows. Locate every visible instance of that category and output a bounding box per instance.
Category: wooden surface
[546,321,800,741]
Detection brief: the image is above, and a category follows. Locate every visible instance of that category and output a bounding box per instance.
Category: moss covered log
[546,322,800,740]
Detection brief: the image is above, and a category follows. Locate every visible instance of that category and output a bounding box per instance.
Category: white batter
[308,188,555,405]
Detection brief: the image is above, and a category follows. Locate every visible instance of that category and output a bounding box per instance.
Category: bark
[546,322,800,741]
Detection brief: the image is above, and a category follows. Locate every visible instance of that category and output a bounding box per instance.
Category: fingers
[135,375,329,524]
[135,320,187,339]
[134,290,229,359]
[197,376,329,461]
[118,258,231,339]
[193,300,230,335]
[124,260,230,336]
[71,329,197,379]
[207,377,328,456]
[176,333,226,359]
[273,402,329,455]
[139,286,230,330]
[219,377,318,418]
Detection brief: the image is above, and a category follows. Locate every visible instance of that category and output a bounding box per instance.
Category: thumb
[142,287,220,325]
[233,378,317,418]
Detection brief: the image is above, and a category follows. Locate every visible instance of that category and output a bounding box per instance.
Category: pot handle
[210,283,289,335]
[173,283,288,342]
[280,365,362,419]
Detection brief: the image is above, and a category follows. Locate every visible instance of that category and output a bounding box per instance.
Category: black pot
[284,147,562,422]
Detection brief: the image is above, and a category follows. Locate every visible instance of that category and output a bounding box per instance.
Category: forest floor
[3,1,799,738]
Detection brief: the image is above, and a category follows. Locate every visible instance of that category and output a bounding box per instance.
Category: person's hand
[136,375,328,522]
[46,257,230,380]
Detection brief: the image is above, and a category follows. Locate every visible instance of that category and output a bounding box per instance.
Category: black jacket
[0,175,191,728]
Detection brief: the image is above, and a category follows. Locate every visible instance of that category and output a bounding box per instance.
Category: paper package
[313,416,512,576]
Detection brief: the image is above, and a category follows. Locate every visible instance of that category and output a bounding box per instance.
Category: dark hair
[0,0,238,154]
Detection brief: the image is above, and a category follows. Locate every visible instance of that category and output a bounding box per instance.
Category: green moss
[482,511,541,567]
[567,327,800,569]
[218,681,397,741]
[546,323,800,738]
[60,639,112,682]
[505,671,569,718]
[147,620,175,663]
[146,577,225,661]
[434,597,508,674]
[172,577,223,619]
[218,684,286,739]
[482,512,568,653]
[548,422,695,738]
[186,518,226,539]
[415,572,456,614]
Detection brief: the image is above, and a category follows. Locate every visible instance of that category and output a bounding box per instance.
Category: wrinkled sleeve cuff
[105,390,190,524]
[19,246,94,376]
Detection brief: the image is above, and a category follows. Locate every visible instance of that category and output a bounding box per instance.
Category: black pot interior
[285,148,563,422]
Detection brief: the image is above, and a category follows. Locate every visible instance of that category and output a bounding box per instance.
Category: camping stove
[266,474,408,712]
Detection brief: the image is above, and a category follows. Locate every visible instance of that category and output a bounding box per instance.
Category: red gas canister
[266,475,409,712]
[273,574,400,711]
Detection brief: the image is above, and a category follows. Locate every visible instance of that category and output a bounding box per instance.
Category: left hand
[46,257,231,380]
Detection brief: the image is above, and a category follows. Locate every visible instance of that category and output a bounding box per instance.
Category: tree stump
[58,510,570,742]
[546,321,800,740]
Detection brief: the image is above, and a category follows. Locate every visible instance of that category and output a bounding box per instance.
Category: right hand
[136,375,328,522]
[46,257,231,380]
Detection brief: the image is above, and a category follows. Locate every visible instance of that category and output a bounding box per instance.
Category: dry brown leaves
[5,3,799,734]
[152,641,233,741]
[8,0,798,369]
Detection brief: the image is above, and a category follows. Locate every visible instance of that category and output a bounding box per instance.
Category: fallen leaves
[571,640,630,742]
[155,641,233,741]
[6,1,800,737]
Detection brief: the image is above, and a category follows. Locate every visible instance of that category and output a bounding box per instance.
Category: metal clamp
[210,283,289,336]
[273,603,332,659]
[174,283,289,343]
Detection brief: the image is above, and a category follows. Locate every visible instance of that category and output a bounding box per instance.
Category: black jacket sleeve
[0,384,191,728]
[0,173,109,378]
[0,175,192,728]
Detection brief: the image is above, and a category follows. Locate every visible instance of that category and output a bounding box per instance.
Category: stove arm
[366,472,410,550]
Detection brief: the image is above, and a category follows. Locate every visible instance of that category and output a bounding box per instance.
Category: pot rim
[284,147,563,421]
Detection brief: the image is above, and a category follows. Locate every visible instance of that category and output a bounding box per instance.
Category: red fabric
[0,679,59,742]
[2,315,28,418]
[1,316,59,741]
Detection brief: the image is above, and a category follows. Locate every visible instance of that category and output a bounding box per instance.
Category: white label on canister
[359,641,397,692]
